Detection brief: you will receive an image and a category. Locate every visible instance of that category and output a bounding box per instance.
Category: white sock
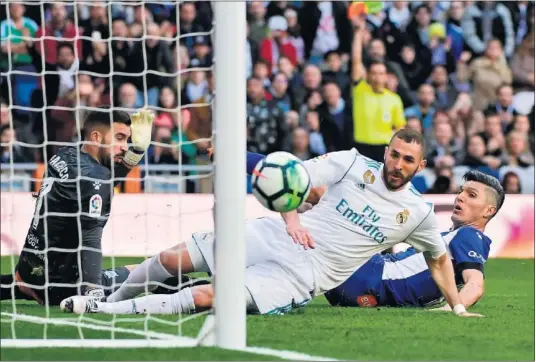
[106,255,173,302]
[96,288,196,315]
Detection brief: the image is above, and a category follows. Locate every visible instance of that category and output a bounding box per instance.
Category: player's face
[451,181,497,227]
[383,138,426,190]
[101,123,131,168]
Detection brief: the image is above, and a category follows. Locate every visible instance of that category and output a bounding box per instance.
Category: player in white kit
[61,129,481,317]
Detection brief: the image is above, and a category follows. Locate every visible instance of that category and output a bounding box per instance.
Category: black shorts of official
[14,261,131,306]
[352,142,387,163]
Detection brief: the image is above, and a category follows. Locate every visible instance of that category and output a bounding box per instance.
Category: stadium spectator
[294,64,322,108]
[322,51,351,99]
[253,59,272,89]
[270,72,292,114]
[426,165,458,194]
[117,83,141,110]
[179,2,209,52]
[510,31,535,92]
[0,124,32,163]
[456,38,513,111]
[398,43,433,91]
[479,110,506,161]
[298,1,351,64]
[463,134,492,169]
[426,122,465,169]
[247,1,269,44]
[316,81,352,152]
[501,130,535,168]
[404,84,437,129]
[283,8,305,65]
[190,35,212,68]
[260,16,297,74]
[290,126,318,161]
[304,110,327,156]
[487,84,515,128]
[246,23,260,78]
[298,90,322,124]
[501,171,522,194]
[78,2,109,75]
[430,65,459,109]
[182,70,209,106]
[129,22,174,105]
[364,38,409,90]
[505,1,534,46]
[246,76,288,154]
[0,102,9,126]
[405,116,423,134]
[277,56,302,91]
[405,4,433,57]
[461,2,515,58]
[149,126,180,165]
[445,1,465,61]
[387,1,411,31]
[35,3,81,65]
[0,3,38,70]
[385,70,414,108]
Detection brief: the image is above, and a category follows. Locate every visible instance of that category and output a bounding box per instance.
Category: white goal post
[1,0,246,351]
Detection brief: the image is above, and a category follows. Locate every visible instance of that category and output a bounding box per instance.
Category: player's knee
[159,243,193,275]
[191,285,214,309]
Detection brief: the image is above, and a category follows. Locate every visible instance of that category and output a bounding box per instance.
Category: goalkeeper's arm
[119,110,155,172]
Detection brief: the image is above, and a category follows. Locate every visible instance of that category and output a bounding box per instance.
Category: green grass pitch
[1,256,534,361]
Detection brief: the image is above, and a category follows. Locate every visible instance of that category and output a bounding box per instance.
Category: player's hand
[428,304,452,312]
[130,109,155,152]
[286,223,315,250]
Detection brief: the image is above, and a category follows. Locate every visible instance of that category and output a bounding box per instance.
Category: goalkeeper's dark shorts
[8,262,131,306]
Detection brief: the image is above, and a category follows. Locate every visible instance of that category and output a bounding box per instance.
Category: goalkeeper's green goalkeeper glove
[123,109,154,168]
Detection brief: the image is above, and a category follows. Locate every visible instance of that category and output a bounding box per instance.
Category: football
[251,152,311,213]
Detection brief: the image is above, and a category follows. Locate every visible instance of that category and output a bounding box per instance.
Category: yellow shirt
[352,80,406,145]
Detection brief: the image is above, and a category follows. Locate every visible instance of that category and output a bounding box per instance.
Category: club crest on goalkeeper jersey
[20,147,113,282]
[299,148,447,296]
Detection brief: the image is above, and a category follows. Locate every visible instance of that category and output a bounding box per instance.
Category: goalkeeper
[0,106,154,306]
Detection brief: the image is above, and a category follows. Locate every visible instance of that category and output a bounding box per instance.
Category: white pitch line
[1,312,339,361]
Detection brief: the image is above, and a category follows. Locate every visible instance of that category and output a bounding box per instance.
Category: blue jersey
[325,226,492,307]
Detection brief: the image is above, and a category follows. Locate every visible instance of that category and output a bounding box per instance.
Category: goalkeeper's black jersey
[19,147,114,283]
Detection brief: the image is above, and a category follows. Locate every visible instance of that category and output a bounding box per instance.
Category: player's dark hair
[82,105,131,140]
[463,170,505,218]
[390,128,426,158]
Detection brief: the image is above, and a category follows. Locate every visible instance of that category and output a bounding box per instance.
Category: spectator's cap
[284,8,297,19]
[429,23,446,39]
[347,2,368,18]
[268,16,288,32]
[365,1,384,14]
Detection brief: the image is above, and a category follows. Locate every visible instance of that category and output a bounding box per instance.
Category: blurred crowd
[0,1,534,194]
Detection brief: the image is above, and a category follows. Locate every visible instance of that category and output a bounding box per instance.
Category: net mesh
[1,0,217,346]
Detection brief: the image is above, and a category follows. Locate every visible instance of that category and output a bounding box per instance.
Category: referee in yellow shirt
[349,15,406,162]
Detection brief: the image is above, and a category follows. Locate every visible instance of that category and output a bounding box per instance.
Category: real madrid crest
[396,209,410,225]
[363,170,376,184]
[313,154,329,162]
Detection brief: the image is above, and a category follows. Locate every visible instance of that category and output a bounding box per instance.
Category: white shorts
[186,217,315,315]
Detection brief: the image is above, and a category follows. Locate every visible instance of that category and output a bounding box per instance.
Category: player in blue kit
[324,170,504,310]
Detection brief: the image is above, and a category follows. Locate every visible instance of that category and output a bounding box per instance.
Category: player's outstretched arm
[405,210,483,317]
[122,109,155,169]
[425,255,483,317]
[431,269,485,311]
[282,211,315,249]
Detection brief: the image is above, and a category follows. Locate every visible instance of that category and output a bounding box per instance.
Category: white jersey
[298,148,447,296]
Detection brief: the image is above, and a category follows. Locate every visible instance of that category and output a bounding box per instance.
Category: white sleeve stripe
[335,152,358,184]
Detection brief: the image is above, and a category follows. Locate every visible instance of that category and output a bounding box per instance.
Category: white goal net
[0,0,248,350]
